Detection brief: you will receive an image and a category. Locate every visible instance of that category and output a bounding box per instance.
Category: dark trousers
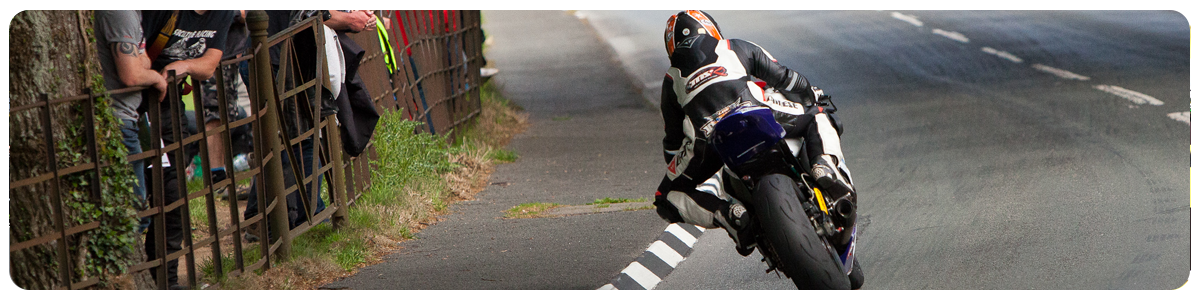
[243,139,324,229]
[143,96,193,287]
[144,162,183,287]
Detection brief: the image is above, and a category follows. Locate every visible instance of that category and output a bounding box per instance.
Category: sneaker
[243,223,261,242]
[210,168,228,183]
[480,67,499,79]
[235,184,252,200]
[137,217,152,234]
[714,202,755,256]
[243,232,259,242]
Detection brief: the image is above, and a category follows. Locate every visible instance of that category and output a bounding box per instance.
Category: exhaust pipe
[830,198,856,245]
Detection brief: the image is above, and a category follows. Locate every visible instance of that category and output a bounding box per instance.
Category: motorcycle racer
[653,10,857,253]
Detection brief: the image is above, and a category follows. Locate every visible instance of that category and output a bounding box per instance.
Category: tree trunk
[9,10,148,290]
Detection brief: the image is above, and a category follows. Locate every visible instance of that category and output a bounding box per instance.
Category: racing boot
[714,202,756,256]
[811,155,855,206]
[811,155,857,246]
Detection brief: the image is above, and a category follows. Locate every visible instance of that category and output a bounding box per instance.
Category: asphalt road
[580,10,1191,289]
[323,10,665,289]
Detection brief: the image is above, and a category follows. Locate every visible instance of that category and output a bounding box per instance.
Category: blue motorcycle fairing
[709,104,786,167]
[840,225,856,274]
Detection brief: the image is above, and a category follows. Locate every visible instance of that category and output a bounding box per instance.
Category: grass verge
[192,80,527,289]
[504,203,564,219]
[588,197,648,205]
[588,197,647,209]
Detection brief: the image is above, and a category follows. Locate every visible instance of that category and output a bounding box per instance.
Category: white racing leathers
[654,38,853,228]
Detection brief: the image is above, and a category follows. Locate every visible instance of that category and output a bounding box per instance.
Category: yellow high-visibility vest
[376,19,397,74]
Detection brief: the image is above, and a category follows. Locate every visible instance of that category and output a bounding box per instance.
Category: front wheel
[753,174,850,289]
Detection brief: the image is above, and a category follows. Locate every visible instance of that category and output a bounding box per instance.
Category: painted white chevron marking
[620,262,661,290]
[599,224,707,289]
[666,223,698,246]
[648,240,685,267]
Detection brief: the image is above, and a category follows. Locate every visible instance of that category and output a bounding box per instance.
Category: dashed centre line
[885,11,1181,125]
[1166,112,1189,125]
[1032,64,1091,81]
[891,12,923,27]
[932,28,970,43]
[1095,85,1165,106]
[981,47,1024,63]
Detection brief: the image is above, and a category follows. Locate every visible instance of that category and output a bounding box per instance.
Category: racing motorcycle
[708,85,863,289]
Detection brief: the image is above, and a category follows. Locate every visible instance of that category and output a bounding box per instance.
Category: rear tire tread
[753,174,850,289]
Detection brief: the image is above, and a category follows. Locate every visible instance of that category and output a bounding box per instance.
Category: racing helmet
[664,10,723,57]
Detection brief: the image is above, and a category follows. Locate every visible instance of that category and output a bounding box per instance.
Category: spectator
[140,10,235,290]
[197,10,250,194]
[93,10,167,234]
[243,10,371,241]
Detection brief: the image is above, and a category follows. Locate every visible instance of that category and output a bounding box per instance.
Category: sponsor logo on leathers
[686,66,728,93]
[699,98,753,138]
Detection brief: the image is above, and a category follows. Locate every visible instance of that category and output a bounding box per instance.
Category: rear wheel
[753,174,850,289]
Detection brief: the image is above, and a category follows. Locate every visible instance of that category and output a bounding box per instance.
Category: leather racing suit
[653,36,854,231]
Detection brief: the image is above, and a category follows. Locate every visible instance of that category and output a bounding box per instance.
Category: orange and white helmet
[664,10,723,57]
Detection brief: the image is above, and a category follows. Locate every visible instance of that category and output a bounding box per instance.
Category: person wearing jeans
[94,10,169,233]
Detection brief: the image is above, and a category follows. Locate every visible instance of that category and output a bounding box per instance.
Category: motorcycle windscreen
[710,105,786,167]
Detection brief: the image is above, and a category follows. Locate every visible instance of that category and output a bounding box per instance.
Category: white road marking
[647,240,685,267]
[1094,85,1165,106]
[878,12,1180,125]
[1167,112,1190,124]
[891,12,924,27]
[1032,64,1091,81]
[665,223,698,246]
[574,11,586,19]
[620,262,661,289]
[981,47,1024,63]
[598,284,616,290]
[932,28,970,43]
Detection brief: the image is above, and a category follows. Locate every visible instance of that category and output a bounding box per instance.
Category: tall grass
[204,81,525,289]
[368,116,462,201]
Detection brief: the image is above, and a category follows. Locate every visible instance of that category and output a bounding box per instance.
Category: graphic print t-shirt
[142,10,236,71]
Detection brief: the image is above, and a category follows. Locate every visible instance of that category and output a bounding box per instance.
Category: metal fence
[7,10,484,290]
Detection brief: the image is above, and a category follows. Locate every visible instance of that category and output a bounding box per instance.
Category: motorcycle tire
[849,257,864,289]
[753,174,851,289]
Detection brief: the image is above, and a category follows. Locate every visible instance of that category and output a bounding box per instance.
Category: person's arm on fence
[155,11,235,81]
[326,10,372,32]
[113,40,168,101]
[159,47,224,81]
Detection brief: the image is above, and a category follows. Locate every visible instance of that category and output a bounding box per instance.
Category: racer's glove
[779,89,815,106]
[779,85,829,108]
